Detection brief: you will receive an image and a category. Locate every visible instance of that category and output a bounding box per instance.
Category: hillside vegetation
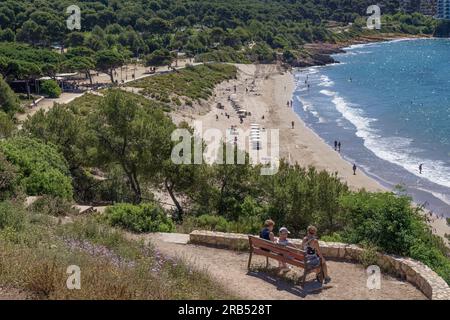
[130,63,237,106]
[0,0,449,298]
[8,83,449,285]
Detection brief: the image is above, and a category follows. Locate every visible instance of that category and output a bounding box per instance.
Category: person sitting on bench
[259,219,275,242]
[277,227,295,272]
[302,225,331,284]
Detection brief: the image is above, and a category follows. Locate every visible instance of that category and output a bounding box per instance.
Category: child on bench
[277,227,295,272]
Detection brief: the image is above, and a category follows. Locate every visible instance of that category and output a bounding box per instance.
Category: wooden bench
[247,235,324,287]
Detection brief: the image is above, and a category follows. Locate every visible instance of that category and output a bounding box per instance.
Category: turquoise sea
[294,38,450,217]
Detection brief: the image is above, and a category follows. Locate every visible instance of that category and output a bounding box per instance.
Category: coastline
[173,63,384,192]
[294,33,432,68]
[172,57,449,245]
[290,35,450,245]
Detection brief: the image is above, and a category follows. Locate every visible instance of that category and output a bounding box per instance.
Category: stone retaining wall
[189,230,450,300]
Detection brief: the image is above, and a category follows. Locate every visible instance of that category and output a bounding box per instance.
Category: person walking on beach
[419,163,423,174]
[353,163,357,175]
[338,141,341,152]
[334,140,338,151]
[291,121,295,129]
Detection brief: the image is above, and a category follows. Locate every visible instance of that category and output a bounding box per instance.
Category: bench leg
[247,251,253,270]
[266,256,269,269]
[320,264,325,284]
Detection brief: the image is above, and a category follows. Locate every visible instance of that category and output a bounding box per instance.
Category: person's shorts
[306,255,321,268]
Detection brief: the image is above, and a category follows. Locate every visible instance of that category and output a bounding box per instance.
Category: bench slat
[248,235,324,286]
[249,236,306,260]
[252,248,305,267]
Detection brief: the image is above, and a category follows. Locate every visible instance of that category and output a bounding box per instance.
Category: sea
[293,38,450,217]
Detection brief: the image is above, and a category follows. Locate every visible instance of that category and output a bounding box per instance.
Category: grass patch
[129,63,237,105]
[0,202,235,299]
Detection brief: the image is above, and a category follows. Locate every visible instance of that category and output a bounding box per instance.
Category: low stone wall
[189,230,450,300]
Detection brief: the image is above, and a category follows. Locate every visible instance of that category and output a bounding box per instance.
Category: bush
[0,136,73,199]
[0,111,14,139]
[104,203,175,233]
[29,195,76,217]
[0,152,18,200]
[192,214,230,232]
[339,192,418,255]
[40,80,62,98]
[0,76,20,115]
[182,214,262,235]
[0,201,25,231]
[358,243,380,268]
[340,191,450,284]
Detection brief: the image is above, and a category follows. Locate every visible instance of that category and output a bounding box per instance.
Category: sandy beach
[173,63,450,245]
[174,63,383,192]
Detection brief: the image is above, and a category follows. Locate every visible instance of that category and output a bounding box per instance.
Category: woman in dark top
[302,225,331,284]
[260,219,275,242]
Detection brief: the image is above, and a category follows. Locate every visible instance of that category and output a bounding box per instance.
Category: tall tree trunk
[165,178,184,221]
[123,167,141,204]
[26,80,31,100]
[109,70,115,84]
[87,71,93,85]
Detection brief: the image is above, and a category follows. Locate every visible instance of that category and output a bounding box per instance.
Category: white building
[420,0,437,16]
[437,0,450,19]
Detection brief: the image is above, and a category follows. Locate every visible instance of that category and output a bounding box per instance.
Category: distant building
[400,0,414,13]
[437,0,450,19]
[400,0,420,13]
[420,0,437,16]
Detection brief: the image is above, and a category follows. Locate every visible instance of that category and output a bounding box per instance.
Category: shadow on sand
[246,270,331,298]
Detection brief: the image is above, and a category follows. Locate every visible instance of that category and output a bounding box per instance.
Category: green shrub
[0,152,18,200]
[0,201,25,231]
[104,203,175,233]
[358,243,380,268]
[0,76,20,115]
[29,195,76,217]
[23,168,73,200]
[340,192,418,255]
[194,214,230,232]
[340,191,450,284]
[40,80,62,98]
[321,232,343,243]
[0,111,14,138]
[0,136,73,199]
[182,214,262,235]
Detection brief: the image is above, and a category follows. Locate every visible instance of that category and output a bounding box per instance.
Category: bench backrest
[248,235,306,263]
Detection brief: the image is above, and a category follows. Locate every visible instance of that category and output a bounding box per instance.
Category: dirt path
[131,233,426,300]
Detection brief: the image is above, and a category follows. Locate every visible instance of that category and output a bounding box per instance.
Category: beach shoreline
[173,63,384,191]
[172,57,449,245]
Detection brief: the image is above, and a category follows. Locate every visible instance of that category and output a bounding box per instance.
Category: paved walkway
[127,232,427,300]
[16,59,203,126]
